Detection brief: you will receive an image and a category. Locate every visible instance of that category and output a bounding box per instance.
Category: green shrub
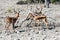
[58,0,60,2]
[7,9,12,13]
[50,0,57,3]
[50,0,60,3]
[16,1,28,4]
[5,7,13,13]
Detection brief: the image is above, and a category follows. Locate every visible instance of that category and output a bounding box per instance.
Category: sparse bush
[50,0,57,3]
[5,7,13,13]
[7,9,12,13]
[16,1,28,4]
[50,0,60,3]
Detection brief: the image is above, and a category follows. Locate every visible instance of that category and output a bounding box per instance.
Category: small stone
[30,38,33,40]
[0,32,2,34]
[28,33,30,35]
[17,39,20,40]
[36,32,39,34]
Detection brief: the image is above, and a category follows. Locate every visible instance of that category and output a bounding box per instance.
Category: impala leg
[31,20,36,31]
[42,18,48,29]
[5,23,8,29]
[5,23,10,30]
[45,18,48,29]
[5,23,11,33]
[33,20,40,31]
[9,24,14,33]
[32,20,35,30]
[37,20,40,26]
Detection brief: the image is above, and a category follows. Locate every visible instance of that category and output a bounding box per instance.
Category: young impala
[27,12,48,29]
[5,9,20,33]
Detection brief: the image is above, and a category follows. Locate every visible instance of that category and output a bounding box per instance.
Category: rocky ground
[0,0,60,40]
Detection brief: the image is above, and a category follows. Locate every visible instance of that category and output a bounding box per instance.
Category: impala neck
[15,13,19,18]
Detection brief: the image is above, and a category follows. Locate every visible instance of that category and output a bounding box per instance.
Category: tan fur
[5,12,19,33]
[28,12,48,29]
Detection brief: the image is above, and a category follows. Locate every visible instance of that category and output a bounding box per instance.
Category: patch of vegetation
[16,0,60,4]
[50,0,60,3]
[16,0,45,4]
[5,7,13,13]
[16,1,28,4]
[50,0,56,3]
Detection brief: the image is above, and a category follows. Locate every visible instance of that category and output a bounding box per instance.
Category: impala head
[39,11,42,14]
[29,13,34,17]
[13,9,20,18]
[28,13,35,20]
[15,13,19,18]
[38,7,43,14]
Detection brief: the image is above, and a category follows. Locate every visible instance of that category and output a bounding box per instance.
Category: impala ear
[13,9,17,14]
[39,11,42,14]
[18,9,20,13]
[18,10,20,13]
